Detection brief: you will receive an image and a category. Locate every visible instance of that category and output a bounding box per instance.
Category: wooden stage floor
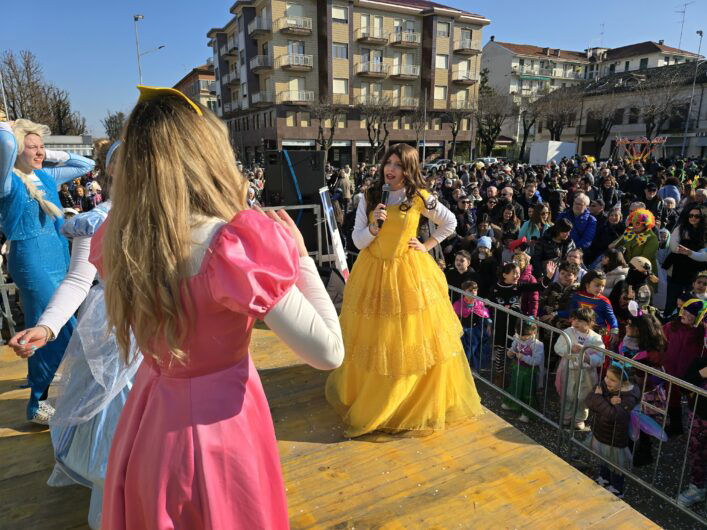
[0,328,658,529]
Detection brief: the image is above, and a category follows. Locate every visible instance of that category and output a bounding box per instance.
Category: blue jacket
[557,209,597,250]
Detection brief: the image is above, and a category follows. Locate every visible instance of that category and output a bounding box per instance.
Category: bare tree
[48,87,87,135]
[475,90,515,156]
[542,87,582,141]
[632,69,690,139]
[101,111,126,141]
[309,96,346,167]
[408,105,426,149]
[357,94,396,163]
[445,103,474,161]
[584,92,622,159]
[516,94,546,161]
[2,50,87,134]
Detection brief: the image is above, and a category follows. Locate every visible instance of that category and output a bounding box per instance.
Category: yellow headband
[136,85,203,116]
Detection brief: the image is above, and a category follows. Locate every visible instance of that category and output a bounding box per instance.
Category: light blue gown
[46,202,141,529]
[0,127,94,418]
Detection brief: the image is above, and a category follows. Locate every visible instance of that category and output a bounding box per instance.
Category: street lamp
[133,15,144,84]
[680,29,704,158]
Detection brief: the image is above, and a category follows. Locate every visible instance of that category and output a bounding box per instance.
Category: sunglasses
[689,214,701,219]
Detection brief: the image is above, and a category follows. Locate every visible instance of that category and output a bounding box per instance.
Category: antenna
[675,1,694,49]
[599,22,605,48]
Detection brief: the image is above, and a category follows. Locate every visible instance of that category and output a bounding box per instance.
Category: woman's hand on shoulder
[262,208,308,257]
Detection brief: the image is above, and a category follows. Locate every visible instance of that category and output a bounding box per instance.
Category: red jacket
[662,320,705,379]
[520,264,539,317]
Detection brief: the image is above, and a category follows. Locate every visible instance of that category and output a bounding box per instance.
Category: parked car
[422,158,452,172]
[473,157,498,166]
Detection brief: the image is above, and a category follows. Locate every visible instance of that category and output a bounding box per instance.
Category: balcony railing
[355,94,386,105]
[355,27,387,43]
[453,39,481,55]
[223,71,240,85]
[392,96,419,108]
[276,16,312,34]
[219,44,228,57]
[389,31,421,47]
[223,102,232,113]
[276,54,314,69]
[278,90,315,103]
[227,37,238,54]
[450,97,473,110]
[355,62,389,76]
[512,65,553,77]
[333,94,350,105]
[451,68,478,84]
[390,64,420,77]
[251,91,274,105]
[250,55,273,71]
[248,17,271,36]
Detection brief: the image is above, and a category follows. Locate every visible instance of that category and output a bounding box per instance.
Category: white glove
[44,150,70,164]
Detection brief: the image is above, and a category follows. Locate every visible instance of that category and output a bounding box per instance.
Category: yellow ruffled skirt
[325,247,483,437]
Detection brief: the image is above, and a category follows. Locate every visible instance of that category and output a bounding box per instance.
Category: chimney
[658,39,664,45]
[555,49,561,57]
[543,47,549,55]
[490,35,495,41]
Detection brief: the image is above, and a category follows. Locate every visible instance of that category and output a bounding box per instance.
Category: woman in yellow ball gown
[326,143,482,437]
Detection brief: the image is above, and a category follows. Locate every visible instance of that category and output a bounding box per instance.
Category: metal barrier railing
[567,343,707,525]
[448,282,707,525]
[448,285,574,450]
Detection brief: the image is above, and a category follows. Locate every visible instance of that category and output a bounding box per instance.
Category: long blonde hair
[13,119,63,219]
[103,95,248,364]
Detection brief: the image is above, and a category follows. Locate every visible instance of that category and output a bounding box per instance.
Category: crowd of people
[321,153,707,505]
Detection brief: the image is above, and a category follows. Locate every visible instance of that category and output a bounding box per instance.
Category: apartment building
[482,38,700,155]
[173,62,218,113]
[207,0,489,166]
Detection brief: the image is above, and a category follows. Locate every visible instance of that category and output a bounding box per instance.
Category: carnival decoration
[615,136,667,162]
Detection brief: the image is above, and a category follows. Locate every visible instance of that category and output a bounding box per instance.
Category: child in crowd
[678,271,707,306]
[446,250,477,290]
[558,270,619,348]
[471,236,497,298]
[552,247,587,284]
[452,280,491,371]
[501,320,544,423]
[598,249,628,296]
[489,261,555,386]
[539,262,580,328]
[663,299,707,436]
[679,355,707,507]
[555,308,605,431]
[586,362,641,498]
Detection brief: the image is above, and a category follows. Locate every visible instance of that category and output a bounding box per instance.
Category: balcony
[389,31,421,48]
[512,65,552,78]
[223,102,233,113]
[453,39,481,55]
[223,101,241,113]
[355,62,388,78]
[251,91,274,106]
[392,96,419,109]
[433,98,447,110]
[389,64,420,79]
[355,27,387,45]
[206,57,214,67]
[333,94,350,105]
[249,55,273,72]
[552,69,584,80]
[451,68,478,85]
[278,90,315,104]
[450,97,473,110]
[248,17,271,37]
[223,70,240,86]
[219,44,228,57]
[276,16,312,35]
[225,37,238,56]
[276,54,313,71]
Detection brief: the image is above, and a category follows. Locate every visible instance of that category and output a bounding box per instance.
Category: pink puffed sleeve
[207,209,300,318]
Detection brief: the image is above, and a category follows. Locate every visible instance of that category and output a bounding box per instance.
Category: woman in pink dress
[92,86,344,530]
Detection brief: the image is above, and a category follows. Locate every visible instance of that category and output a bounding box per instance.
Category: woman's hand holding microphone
[369,203,387,236]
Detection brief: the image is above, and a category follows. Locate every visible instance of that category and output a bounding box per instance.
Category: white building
[481,38,701,155]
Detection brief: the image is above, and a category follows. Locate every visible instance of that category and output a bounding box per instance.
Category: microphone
[378,184,391,228]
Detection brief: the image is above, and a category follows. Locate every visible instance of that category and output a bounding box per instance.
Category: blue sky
[1,0,705,136]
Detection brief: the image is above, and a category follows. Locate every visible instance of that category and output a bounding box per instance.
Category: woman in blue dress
[0,119,94,423]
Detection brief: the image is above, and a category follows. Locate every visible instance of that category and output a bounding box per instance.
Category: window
[241,82,247,97]
[628,107,639,124]
[333,43,348,59]
[433,117,442,130]
[613,108,624,124]
[336,114,346,128]
[639,58,648,70]
[537,120,543,133]
[286,111,296,126]
[609,63,616,74]
[240,50,245,65]
[665,56,671,66]
[333,78,348,94]
[436,21,450,37]
[624,60,630,72]
[332,5,348,23]
[435,54,448,69]
[299,112,310,127]
[434,85,447,100]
